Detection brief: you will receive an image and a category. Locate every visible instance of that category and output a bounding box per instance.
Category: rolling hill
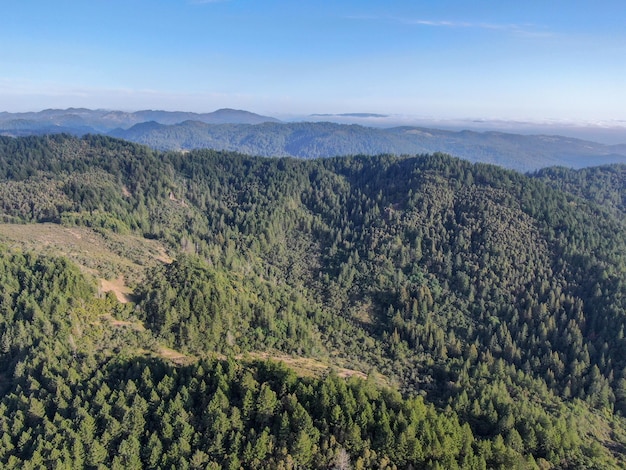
[0,134,626,468]
[110,120,626,171]
[0,107,279,135]
[2,108,626,172]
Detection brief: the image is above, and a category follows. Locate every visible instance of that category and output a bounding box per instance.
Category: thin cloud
[0,80,279,113]
[189,0,229,4]
[349,15,554,38]
[405,19,554,38]
[408,20,472,27]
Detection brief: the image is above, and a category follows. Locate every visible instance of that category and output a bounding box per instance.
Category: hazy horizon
[2,1,625,124]
[3,106,626,145]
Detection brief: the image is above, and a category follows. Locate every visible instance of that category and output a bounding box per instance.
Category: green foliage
[138,255,321,355]
[0,344,491,469]
[534,164,626,216]
[1,135,626,467]
[109,120,626,172]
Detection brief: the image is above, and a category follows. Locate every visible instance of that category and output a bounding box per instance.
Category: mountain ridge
[0,107,280,132]
[1,134,626,467]
[111,119,626,171]
[2,108,626,171]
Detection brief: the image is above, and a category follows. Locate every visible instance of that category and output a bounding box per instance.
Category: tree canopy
[0,134,625,468]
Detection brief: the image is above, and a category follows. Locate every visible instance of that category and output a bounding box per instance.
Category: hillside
[110,120,626,171]
[2,108,626,171]
[1,134,626,468]
[533,164,626,216]
[0,108,279,135]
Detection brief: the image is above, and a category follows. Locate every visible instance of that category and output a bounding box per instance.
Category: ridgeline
[0,134,625,468]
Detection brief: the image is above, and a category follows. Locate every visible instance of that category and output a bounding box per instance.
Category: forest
[108,120,626,172]
[0,133,626,468]
[3,107,626,171]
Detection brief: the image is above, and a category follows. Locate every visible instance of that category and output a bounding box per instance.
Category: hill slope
[0,107,279,135]
[533,164,626,216]
[1,134,626,468]
[2,108,626,171]
[110,120,626,171]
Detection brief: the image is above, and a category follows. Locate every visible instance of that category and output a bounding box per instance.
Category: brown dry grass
[158,347,195,366]
[0,222,171,289]
[100,276,135,303]
[243,351,370,381]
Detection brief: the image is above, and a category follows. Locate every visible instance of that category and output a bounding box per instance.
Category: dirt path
[243,351,368,380]
[158,347,195,366]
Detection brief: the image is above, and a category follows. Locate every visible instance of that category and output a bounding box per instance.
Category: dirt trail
[129,344,370,380]
[158,347,195,365]
[243,351,368,380]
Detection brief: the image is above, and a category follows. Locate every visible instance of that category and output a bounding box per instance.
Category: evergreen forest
[1,134,626,468]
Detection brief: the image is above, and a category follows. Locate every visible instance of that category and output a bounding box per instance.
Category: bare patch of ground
[158,347,195,366]
[100,276,135,303]
[102,315,145,331]
[243,351,369,380]
[154,246,173,264]
[0,222,172,284]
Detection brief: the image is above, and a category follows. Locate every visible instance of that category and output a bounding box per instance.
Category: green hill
[4,108,626,171]
[0,134,625,468]
[109,120,626,172]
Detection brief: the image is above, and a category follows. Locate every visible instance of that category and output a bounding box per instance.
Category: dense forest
[0,134,626,468]
[4,107,626,171]
[108,120,626,172]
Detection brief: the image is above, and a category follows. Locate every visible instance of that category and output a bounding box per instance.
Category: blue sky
[1,0,625,122]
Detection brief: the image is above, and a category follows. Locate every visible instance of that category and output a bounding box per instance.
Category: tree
[333,447,352,470]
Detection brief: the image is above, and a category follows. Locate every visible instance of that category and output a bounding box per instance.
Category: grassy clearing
[0,222,387,387]
[238,351,391,388]
[0,222,171,287]
[158,346,196,366]
[100,275,135,303]
[243,351,366,379]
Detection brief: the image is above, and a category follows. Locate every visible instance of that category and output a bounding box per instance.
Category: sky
[2,0,626,123]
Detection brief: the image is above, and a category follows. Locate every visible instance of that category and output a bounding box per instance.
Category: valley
[2,108,626,172]
[0,134,625,468]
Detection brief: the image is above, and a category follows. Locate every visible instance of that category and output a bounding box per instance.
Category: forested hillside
[109,120,626,172]
[4,109,626,171]
[533,164,626,216]
[1,134,626,468]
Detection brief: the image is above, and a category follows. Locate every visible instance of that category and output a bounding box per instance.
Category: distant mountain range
[2,108,626,171]
[0,107,279,132]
